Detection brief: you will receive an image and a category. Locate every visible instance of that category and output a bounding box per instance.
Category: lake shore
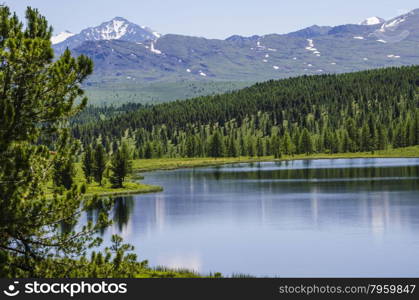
[70,145,419,199]
[133,145,419,173]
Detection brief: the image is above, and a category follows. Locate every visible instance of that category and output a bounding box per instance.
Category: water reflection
[113,197,134,232]
[91,158,419,277]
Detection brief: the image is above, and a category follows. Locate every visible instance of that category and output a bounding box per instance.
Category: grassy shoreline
[65,146,419,199]
[133,145,419,173]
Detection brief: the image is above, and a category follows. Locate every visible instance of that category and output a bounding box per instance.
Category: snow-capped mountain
[53,17,160,54]
[56,8,419,94]
[51,30,75,44]
[80,17,160,41]
[359,17,385,26]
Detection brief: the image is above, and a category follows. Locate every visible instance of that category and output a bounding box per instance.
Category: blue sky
[3,0,418,38]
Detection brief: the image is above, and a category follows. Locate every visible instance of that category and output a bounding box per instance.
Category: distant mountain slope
[53,9,419,104]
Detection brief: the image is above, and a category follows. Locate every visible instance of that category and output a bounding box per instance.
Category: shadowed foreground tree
[0,6,125,277]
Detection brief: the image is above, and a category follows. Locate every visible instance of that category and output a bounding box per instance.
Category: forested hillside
[73,66,419,158]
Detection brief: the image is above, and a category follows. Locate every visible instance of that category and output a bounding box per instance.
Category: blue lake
[97,158,419,277]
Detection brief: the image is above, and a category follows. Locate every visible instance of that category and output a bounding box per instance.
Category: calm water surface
[98,158,419,277]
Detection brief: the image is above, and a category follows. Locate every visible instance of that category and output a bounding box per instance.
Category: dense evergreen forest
[73,66,419,159]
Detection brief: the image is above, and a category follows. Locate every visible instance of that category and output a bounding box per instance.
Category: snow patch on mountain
[305,39,321,56]
[100,19,128,40]
[379,16,406,32]
[359,17,385,26]
[150,42,162,55]
[51,31,75,44]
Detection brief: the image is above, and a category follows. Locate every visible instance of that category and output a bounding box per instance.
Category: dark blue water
[99,158,419,277]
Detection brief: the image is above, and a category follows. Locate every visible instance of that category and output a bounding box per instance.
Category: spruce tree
[282,131,292,155]
[82,144,94,183]
[144,142,153,159]
[257,137,264,157]
[109,142,133,188]
[360,124,371,151]
[209,131,224,158]
[227,137,238,157]
[53,156,76,190]
[299,128,313,155]
[92,143,107,186]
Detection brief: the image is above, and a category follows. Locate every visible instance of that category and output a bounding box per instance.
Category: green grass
[132,156,274,172]
[131,146,419,173]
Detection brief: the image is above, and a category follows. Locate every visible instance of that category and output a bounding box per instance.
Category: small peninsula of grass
[45,163,162,199]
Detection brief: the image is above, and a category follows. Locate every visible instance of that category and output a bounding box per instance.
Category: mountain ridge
[52,9,419,104]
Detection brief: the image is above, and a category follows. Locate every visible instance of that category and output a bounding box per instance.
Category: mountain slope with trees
[73,66,419,159]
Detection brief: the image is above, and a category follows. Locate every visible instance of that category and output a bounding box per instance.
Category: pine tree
[341,130,351,153]
[299,128,313,155]
[209,131,224,157]
[360,124,371,151]
[377,127,388,150]
[53,156,76,190]
[144,142,153,159]
[185,136,196,157]
[82,144,94,183]
[247,136,256,157]
[282,131,292,155]
[270,135,282,159]
[227,137,238,157]
[109,142,132,188]
[0,6,113,277]
[256,137,264,157]
[407,119,416,146]
[93,143,107,186]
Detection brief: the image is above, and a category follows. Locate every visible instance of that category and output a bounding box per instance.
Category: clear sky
[3,0,418,39]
